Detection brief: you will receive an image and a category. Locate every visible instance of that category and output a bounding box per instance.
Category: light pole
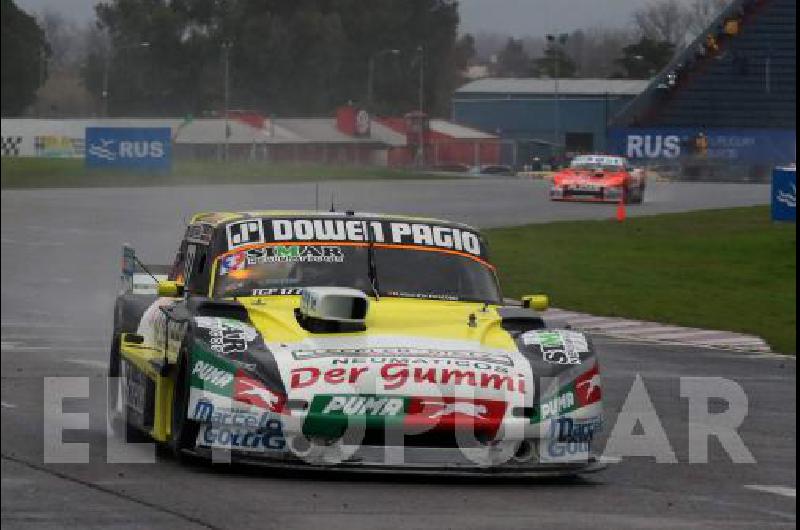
[102,40,149,117]
[417,45,424,167]
[221,41,232,161]
[546,33,568,158]
[417,45,425,113]
[367,48,400,110]
[37,44,47,117]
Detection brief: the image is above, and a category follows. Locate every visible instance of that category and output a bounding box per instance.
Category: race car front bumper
[550,185,623,203]
[191,419,606,477]
[189,442,606,477]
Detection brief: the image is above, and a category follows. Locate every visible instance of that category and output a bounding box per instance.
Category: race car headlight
[550,186,563,197]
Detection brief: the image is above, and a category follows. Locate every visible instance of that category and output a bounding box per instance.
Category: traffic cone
[615,198,626,222]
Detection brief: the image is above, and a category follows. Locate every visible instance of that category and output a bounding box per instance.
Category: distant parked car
[478,164,514,176]
[432,163,471,173]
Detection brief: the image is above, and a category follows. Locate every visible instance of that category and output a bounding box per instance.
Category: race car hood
[553,169,626,186]
[230,296,592,405]
[241,296,516,349]
[187,296,600,440]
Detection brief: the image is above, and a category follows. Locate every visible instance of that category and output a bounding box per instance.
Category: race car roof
[189,210,480,232]
[191,211,491,261]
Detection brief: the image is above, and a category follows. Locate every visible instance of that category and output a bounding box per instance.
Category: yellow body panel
[240,296,517,350]
[118,297,533,443]
[119,334,176,442]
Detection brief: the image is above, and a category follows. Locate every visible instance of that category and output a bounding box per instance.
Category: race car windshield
[211,244,501,303]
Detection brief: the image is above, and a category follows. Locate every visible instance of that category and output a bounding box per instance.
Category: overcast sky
[16,0,654,35]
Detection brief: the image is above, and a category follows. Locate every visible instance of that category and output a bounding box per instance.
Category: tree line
[1,0,729,118]
[484,0,726,79]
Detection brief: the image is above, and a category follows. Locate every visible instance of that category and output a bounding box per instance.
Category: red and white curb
[544,308,772,353]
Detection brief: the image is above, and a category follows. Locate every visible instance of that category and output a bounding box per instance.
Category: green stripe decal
[303,394,409,437]
[189,345,235,396]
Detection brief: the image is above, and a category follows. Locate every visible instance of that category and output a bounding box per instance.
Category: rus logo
[626,135,681,159]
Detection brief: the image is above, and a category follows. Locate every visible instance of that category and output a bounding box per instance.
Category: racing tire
[107,332,150,443]
[169,340,201,461]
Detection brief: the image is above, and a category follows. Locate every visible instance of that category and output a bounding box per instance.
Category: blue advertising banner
[771,167,796,222]
[85,127,171,170]
[607,128,796,164]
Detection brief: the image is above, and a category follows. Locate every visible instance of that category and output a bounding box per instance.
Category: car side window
[169,240,187,282]
[184,243,211,295]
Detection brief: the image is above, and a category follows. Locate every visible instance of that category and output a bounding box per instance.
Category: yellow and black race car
[109,211,604,476]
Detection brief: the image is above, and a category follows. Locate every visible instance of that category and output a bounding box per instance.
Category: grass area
[1,158,444,188]
[486,206,796,354]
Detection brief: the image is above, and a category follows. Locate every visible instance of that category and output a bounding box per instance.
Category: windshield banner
[224,218,488,258]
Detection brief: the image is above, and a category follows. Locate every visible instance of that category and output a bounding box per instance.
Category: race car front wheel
[169,341,200,460]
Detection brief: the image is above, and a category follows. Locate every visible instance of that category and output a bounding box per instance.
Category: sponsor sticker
[530,364,601,424]
[574,364,602,406]
[267,218,486,257]
[290,364,527,394]
[233,373,285,413]
[406,397,506,437]
[532,388,577,423]
[541,416,602,463]
[121,360,155,428]
[194,317,259,356]
[303,394,506,438]
[197,424,285,452]
[291,347,514,367]
[245,245,345,264]
[572,155,625,167]
[319,395,406,417]
[122,360,147,415]
[251,288,304,296]
[522,330,587,365]
[219,252,246,275]
[226,219,265,249]
[191,398,280,428]
[190,348,235,394]
[185,223,214,245]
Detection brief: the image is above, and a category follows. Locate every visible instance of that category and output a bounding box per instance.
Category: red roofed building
[374,112,501,168]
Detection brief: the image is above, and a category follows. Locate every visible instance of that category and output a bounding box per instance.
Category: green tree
[82,0,461,117]
[1,0,49,116]
[614,37,675,78]
[494,37,531,77]
[454,33,476,71]
[532,45,576,78]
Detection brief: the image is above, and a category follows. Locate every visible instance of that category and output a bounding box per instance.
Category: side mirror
[157,280,184,298]
[521,294,549,312]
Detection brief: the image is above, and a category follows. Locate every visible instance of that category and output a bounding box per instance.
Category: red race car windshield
[211,243,502,304]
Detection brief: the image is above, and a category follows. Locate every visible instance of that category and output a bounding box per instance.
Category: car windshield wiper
[366,221,380,300]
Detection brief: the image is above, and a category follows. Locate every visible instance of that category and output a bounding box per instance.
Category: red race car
[550,154,646,203]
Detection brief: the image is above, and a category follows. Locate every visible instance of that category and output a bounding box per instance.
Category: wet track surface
[1,179,795,529]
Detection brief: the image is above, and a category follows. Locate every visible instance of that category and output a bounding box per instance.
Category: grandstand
[613,0,796,129]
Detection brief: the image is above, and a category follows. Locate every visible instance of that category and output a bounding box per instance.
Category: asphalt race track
[1,178,795,529]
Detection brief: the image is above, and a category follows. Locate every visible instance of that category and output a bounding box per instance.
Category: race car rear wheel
[169,341,200,460]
